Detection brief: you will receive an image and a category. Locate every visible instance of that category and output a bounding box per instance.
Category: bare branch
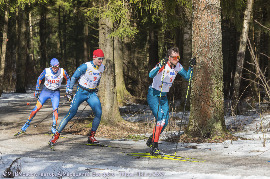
[254,20,270,31]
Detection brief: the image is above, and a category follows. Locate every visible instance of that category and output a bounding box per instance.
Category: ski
[14,131,25,136]
[127,152,205,162]
[85,143,110,147]
[85,143,132,149]
[48,142,55,151]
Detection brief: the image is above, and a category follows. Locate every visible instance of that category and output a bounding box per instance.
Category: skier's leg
[147,88,165,143]
[50,88,87,145]
[152,97,168,142]
[160,98,169,134]
[86,92,102,143]
[50,91,60,134]
[57,89,86,133]
[21,90,49,132]
[147,88,168,155]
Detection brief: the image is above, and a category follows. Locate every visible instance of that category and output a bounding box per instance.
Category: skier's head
[50,58,60,73]
[50,58,59,67]
[167,47,180,66]
[93,49,104,66]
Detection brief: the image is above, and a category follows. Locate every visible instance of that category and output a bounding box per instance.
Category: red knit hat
[93,49,104,58]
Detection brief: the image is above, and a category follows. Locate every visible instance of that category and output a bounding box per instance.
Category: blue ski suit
[148,61,193,142]
[57,61,105,133]
[21,68,70,133]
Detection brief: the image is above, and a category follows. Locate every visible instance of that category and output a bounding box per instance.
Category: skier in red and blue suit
[17,58,70,135]
[49,49,105,146]
[146,47,196,155]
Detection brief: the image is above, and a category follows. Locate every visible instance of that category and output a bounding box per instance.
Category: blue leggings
[57,86,102,133]
[29,88,59,125]
[147,87,169,142]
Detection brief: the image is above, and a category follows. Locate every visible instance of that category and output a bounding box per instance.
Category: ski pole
[34,107,59,128]
[174,68,193,156]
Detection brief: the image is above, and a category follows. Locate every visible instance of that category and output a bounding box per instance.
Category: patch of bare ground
[63,119,153,139]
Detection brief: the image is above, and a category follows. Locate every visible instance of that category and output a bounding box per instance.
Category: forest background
[0,0,269,140]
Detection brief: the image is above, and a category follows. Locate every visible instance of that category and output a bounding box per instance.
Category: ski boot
[51,125,57,134]
[150,142,164,156]
[87,131,99,143]
[146,134,153,148]
[21,121,30,132]
[15,121,30,136]
[49,131,60,148]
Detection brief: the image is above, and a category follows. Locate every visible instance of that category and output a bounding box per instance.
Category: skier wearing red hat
[49,49,105,147]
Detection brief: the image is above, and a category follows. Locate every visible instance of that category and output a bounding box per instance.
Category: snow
[0,90,35,107]
[1,91,270,179]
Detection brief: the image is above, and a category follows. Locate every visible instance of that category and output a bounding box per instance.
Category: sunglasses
[51,65,59,68]
[97,57,104,60]
[170,56,180,60]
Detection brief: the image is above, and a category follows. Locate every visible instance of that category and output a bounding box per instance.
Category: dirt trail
[1,94,270,178]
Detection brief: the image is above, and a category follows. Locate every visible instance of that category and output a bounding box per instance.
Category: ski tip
[14,131,24,136]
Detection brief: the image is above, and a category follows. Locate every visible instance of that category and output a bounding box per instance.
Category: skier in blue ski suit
[17,58,70,135]
[49,49,105,146]
[146,47,196,155]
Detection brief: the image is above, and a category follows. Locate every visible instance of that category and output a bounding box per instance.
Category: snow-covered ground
[1,90,270,179]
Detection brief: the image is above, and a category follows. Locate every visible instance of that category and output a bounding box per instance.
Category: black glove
[158,58,168,68]
[34,90,40,99]
[66,92,73,102]
[189,57,196,67]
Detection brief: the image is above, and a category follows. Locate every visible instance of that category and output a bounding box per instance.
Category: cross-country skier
[16,58,71,135]
[49,49,105,147]
[146,47,196,155]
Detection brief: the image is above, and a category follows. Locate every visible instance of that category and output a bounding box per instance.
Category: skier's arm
[68,64,87,91]
[63,69,71,93]
[36,70,46,91]
[178,67,193,81]
[149,64,162,78]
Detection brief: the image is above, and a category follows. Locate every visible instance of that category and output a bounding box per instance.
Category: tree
[15,5,28,93]
[188,0,226,138]
[0,1,9,96]
[181,5,192,108]
[98,9,122,123]
[232,0,254,114]
[39,3,47,69]
[103,0,134,105]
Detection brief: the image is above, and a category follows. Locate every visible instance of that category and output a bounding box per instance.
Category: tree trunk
[39,4,47,69]
[188,0,226,138]
[0,3,9,96]
[58,6,64,66]
[98,16,122,124]
[16,7,28,93]
[83,21,89,62]
[232,0,254,114]
[181,6,192,108]
[28,3,34,64]
[148,29,159,72]
[114,36,132,106]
